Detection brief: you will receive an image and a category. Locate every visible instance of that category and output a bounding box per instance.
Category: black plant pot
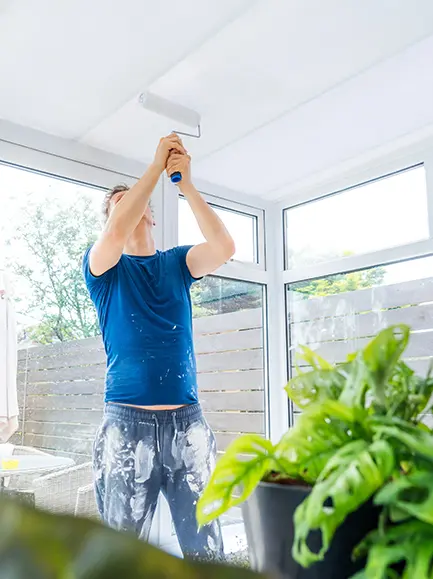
[242,481,380,579]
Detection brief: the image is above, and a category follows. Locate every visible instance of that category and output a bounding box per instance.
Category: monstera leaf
[274,400,366,484]
[285,366,347,410]
[352,519,433,579]
[369,416,433,465]
[0,497,266,579]
[196,435,280,526]
[292,439,395,567]
[374,471,433,525]
[384,361,433,422]
[286,345,345,409]
[361,325,410,411]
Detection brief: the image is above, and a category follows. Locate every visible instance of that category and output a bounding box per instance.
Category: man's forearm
[180,182,235,258]
[105,163,161,242]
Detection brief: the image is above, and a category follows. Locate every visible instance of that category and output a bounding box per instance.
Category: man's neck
[124,228,156,257]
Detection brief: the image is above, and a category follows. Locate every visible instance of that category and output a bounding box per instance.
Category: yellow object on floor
[1,458,19,470]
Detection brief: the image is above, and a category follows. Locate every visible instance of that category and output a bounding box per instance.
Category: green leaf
[0,497,262,578]
[275,400,365,484]
[352,519,433,579]
[294,345,334,371]
[338,353,369,409]
[286,367,347,409]
[375,471,433,525]
[370,417,433,464]
[196,435,278,526]
[292,439,395,567]
[385,360,433,421]
[362,325,410,408]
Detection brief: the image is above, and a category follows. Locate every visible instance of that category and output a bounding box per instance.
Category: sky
[0,161,432,332]
[285,165,432,285]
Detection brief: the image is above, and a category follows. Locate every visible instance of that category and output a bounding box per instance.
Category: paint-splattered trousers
[93,403,224,560]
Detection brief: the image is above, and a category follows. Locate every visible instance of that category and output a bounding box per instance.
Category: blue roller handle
[170,171,182,184]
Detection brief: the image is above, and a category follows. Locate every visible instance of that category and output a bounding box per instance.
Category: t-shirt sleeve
[82,245,114,292]
[174,245,202,288]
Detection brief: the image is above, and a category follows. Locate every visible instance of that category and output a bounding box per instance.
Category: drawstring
[152,412,179,454]
[172,411,178,445]
[152,414,161,453]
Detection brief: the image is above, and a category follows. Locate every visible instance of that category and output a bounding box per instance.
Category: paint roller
[138,92,201,184]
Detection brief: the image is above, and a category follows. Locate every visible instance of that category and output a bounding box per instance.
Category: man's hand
[166,152,192,187]
[153,134,186,174]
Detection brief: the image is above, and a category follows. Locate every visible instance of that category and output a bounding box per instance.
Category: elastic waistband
[104,403,202,424]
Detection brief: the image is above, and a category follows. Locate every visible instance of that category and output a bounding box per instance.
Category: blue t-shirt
[82,246,199,406]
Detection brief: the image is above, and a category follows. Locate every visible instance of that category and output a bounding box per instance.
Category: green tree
[8,192,101,344]
[293,267,385,297]
[191,276,262,318]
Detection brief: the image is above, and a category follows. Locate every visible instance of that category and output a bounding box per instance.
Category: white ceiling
[2,0,433,201]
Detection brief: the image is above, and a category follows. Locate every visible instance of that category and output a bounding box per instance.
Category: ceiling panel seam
[78,1,259,142]
[194,31,433,172]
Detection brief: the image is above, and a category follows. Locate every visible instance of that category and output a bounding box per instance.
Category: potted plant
[197,325,433,578]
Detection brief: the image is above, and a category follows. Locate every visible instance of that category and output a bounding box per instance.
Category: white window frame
[281,144,433,286]
[281,141,433,427]
[0,136,166,251]
[178,189,266,274]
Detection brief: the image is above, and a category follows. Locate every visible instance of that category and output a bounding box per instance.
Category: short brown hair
[102,184,153,222]
[102,184,129,221]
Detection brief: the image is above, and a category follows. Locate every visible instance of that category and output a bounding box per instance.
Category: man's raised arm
[166,152,235,279]
[90,134,186,276]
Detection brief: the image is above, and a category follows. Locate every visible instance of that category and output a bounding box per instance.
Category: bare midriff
[109,402,188,411]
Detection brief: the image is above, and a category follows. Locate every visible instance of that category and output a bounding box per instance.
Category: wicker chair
[32,462,93,515]
[74,483,100,520]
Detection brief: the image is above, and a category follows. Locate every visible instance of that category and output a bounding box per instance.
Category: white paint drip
[135,440,155,483]
[174,421,213,495]
[130,489,147,522]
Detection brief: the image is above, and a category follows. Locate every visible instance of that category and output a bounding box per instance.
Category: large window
[0,162,104,346]
[193,276,266,525]
[286,255,433,424]
[179,196,259,264]
[171,191,268,558]
[284,165,429,270]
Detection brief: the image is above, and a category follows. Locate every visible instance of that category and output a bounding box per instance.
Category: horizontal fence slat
[205,411,264,434]
[406,359,433,375]
[25,394,104,411]
[198,369,264,392]
[24,433,93,456]
[289,277,433,323]
[291,303,433,346]
[27,365,105,384]
[23,336,103,360]
[215,432,240,451]
[25,420,98,439]
[26,380,105,396]
[200,391,264,413]
[291,332,433,368]
[25,408,103,425]
[21,349,106,372]
[197,349,263,373]
[195,328,262,355]
[193,309,262,335]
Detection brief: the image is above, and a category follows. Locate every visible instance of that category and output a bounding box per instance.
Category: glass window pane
[285,165,429,269]
[287,255,433,424]
[0,163,104,345]
[191,275,265,541]
[178,196,258,263]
